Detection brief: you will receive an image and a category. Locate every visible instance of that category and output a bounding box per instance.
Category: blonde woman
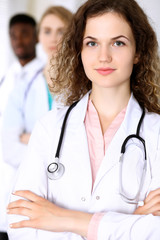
[38,6,73,86]
[1,5,72,239]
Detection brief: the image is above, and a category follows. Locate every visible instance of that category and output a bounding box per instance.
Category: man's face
[9,23,37,61]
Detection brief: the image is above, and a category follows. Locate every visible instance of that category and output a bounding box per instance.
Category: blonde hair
[38,6,73,33]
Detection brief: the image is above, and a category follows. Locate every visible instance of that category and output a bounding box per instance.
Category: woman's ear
[134,53,140,64]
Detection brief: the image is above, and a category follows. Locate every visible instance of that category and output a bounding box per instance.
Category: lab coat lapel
[56,92,93,193]
[92,94,143,193]
[68,93,93,194]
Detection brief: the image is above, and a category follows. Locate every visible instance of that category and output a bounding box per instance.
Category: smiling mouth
[96,68,115,76]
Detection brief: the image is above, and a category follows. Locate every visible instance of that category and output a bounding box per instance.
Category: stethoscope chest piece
[47,101,78,180]
[47,160,65,180]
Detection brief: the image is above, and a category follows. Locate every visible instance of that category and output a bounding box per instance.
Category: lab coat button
[81,197,86,201]
[96,196,100,200]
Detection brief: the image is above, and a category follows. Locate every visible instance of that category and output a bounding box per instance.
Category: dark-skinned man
[0,14,44,239]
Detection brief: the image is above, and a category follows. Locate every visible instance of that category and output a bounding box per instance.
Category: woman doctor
[2,6,72,166]
[7,0,160,239]
[19,6,73,145]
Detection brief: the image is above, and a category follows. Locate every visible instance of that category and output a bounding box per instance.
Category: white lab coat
[0,58,44,121]
[8,92,160,239]
[0,58,49,232]
[1,70,49,168]
[0,57,45,166]
[0,57,45,232]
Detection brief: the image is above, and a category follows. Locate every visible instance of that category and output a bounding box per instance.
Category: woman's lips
[49,46,57,51]
[96,68,115,75]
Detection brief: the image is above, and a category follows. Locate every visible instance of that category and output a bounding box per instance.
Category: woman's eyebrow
[83,36,97,40]
[111,35,130,41]
[83,35,130,41]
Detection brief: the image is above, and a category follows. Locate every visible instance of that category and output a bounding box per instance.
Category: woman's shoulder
[145,110,160,125]
[28,106,69,150]
[40,92,89,124]
[143,110,160,143]
[36,105,69,131]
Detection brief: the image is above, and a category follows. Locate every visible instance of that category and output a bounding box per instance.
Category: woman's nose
[99,45,112,63]
[50,32,58,44]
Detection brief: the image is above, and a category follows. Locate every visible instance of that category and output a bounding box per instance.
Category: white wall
[0,0,11,79]
[0,0,159,79]
[137,0,160,48]
[0,0,86,79]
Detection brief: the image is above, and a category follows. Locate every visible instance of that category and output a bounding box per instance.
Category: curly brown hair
[50,0,160,113]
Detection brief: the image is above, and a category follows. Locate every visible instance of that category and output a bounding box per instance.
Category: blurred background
[0,0,160,80]
[0,0,159,238]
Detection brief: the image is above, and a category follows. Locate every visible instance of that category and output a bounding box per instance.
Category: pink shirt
[84,99,126,240]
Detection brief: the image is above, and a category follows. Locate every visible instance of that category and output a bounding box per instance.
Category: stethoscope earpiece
[47,162,65,180]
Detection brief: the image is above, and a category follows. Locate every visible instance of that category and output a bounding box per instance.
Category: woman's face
[39,14,66,58]
[81,12,139,92]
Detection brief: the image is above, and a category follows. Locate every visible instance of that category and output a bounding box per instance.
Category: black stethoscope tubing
[47,99,146,185]
[120,106,146,160]
[47,100,79,174]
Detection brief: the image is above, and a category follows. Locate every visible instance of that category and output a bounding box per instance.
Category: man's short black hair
[9,13,36,28]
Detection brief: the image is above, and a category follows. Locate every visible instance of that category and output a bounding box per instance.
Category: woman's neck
[43,56,56,85]
[43,61,52,85]
[90,87,131,134]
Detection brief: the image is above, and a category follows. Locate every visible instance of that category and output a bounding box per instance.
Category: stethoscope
[47,101,78,180]
[47,101,147,205]
[119,106,147,206]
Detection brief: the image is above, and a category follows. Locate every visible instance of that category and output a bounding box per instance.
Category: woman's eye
[114,41,125,47]
[45,31,50,34]
[43,29,51,34]
[87,41,97,47]
[57,29,65,36]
